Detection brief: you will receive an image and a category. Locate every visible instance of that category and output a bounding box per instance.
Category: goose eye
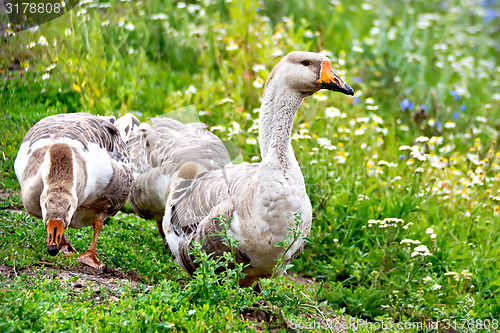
[301,60,312,66]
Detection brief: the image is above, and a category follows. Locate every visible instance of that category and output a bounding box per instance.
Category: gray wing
[169,164,258,234]
[128,118,232,221]
[167,164,259,275]
[23,112,129,164]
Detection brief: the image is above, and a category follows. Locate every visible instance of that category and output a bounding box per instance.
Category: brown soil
[0,188,23,211]
[0,262,149,294]
[0,188,19,200]
[284,271,318,286]
[239,298,353,332]
[240,300,289,332]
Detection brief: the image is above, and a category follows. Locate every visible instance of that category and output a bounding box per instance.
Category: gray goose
[134,51,353,287]
[128,118,232,242]
[14,113,139,268]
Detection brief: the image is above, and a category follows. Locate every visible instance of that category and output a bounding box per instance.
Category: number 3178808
[5,2,62,14]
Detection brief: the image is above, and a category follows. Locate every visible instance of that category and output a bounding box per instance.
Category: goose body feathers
[130,51,353,286]
[165,162,312,285]
[14,112,138,267]
[128,118,232,226]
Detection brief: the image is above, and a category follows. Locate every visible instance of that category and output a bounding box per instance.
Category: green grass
[1,0,499,331]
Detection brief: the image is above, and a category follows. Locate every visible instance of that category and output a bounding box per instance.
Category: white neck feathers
[259,76,304,168]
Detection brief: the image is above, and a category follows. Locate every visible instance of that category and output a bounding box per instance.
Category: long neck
[259,81,304,167]
[42,143,78,221]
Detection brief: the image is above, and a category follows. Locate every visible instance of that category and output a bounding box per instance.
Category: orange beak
[317,60,354,96]
[46,219,65,256]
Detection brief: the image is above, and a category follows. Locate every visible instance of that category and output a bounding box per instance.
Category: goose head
[41,191,78,256]
[265,51,354,97]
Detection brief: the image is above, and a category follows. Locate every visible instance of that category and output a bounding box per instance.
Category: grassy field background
[1,0,499,331]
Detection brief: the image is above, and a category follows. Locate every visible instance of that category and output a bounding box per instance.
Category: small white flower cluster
[444,270,473,281]
[252,64,266,73]
[253,77,264,88]
[368,217,404,228]
[226,39,238,51]
[334,151,349,164]
[422,276,441,290]
[402,221,413,230]
[185,85,197,95]
[38,36,49,46]
[210,125,225,132]
[400,238,421,246]
[247,117,259,134]
[313,92,328,101]
[218,98,234,104]
[378,160,398,168]
[246,137,257,145]
[399,144,427,162]
[425,227,437,239]
[411,245,431,258]
[317,137,336,151]
[415,136,429,143]
[325,106,345,119]
[291,126,311,141]
[227,121,240,139]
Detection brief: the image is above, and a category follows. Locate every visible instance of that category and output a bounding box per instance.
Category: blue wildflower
[453,111,460,119]
[460,105,466,111]
[354,77,362,83]
[435,121,442,128]
[399,154,406,160]
[450,90,460,100]
[481,0,496,6]
[484,7,498,23]
[400,98,414,112]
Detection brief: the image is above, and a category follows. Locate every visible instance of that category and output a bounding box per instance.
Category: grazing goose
[14,113,138,268]
[128,118,232,242]
[159,51,354,287]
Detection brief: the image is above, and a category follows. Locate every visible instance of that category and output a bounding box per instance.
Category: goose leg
[77,217,104,269]
[155,220,172,252]
[156,219,166,242]
[59,234,75,256]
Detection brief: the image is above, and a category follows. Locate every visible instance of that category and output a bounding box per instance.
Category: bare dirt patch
[240,300,288,332]
[0,188,18,200]
[0,262,150,294]
[0,188,23,211]
[284,271,318,286]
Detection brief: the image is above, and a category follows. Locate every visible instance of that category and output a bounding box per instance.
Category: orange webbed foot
[77,250,104,269]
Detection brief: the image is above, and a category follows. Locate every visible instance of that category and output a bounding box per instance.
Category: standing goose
[128,118,232,242]
[162,51,354,287]
[14,113,138,268]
